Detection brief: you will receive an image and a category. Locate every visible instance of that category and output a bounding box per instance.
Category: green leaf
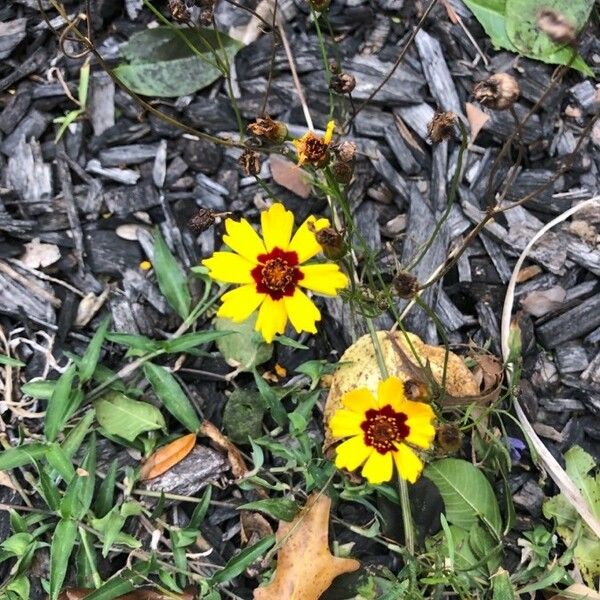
[45,365,80,442]
[0,443,48,471]
[106,332,161,353]
[49,518,78,600]
[36,463,61,511]
[188,486,212,529]
[238,498,299,521]
[424,458,502,538]
[222,388,265,444]
[152,230,191,319]
[80,561,152,600]
[0,354,25,367]
[45,443,76,482]
[161,330,232,353]
[95,459,118,518]
[94,391,166,441]
[210,534,276,585]
[113,26,242,97]
[61,409,96,459]
[79,315,110,384]
[21,380,56,399]
[462,0,517,51]
[143,362,200,432]
[274,335,309,350]
[215,315,273,372]
[60,439,96,520]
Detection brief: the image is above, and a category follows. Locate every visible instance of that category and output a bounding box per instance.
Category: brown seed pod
[310,225,347,260]
[188,207,216,233]
[403,379,429,402]
[238,149,262,176]
[436,423,463,454]
[473,73,520,111]
[392,270,419,299]
[331,161,354,185]
[427,111,457,143]
[247,117,288,144]
[537,9,576,45]
[169,0,191,22]
[330,73,356,95]
[308,0,331,11]
[334,140,357,163]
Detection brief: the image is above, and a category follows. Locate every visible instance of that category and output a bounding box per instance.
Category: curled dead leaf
[200,420,248,478]
[253,493,359,600]
[140,433,197,480]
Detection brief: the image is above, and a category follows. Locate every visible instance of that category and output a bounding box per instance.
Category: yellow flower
[293,120,335,167]
[330,376,435,485]
[202,203,348,343]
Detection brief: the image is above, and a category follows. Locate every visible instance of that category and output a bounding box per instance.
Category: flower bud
[310,224,347,260]
[404,379,429,402]
[188,207,215,233]
[436,423,463,454]
[247,117,288,144]
[427,111,457,143]
[330,73,356,95]
[473,73,520,111]
[331,161,353,185]
[307,0,331,11]
[537,9,576,45]
[392,270,419,298]
[238,149,262,176]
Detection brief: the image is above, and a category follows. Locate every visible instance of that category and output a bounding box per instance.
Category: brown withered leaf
[58,587,195,599]
[253,493,359,600]
[200,420,248,478]
[549,584,600,600]
[140,433,197,480]
[465,101,490,143]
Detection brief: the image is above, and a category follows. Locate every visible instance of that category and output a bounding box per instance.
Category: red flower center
[361,405,410,455]
[251,247,304,300]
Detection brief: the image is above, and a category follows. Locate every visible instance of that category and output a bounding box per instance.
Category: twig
[0,260,61,308]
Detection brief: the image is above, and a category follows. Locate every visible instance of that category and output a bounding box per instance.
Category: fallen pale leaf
[253,493,359,600]
[549,584,600,599]
[465,102,490,144]
[200,420,248,478]
[520,286,566,317]
[140,433,196,480]
[269,154,311,199]
[19,237,61,269]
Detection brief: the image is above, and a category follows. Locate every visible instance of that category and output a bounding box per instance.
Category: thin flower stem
[310,8,335,119]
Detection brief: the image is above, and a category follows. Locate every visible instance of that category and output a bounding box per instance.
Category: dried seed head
[309,224,347,260]
[169,0,191,22]
[308,0,331,11]
[238,149,262,176]
[404,379,429,402]
[199,7,213,25]
[331,161,354,185]
[427,111,457,143]
[537,9,576,45]
[330,73,356,95]
[334,140,357,163]
[436,423,463,454]
[329,60,340,74]
[392,270,419,298]
[473,73,520,111]
[247,116,288,144]
[188,207,216,233]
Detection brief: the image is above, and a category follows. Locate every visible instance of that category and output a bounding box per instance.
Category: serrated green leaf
[238,498,299,521]
[424,458,502,538]
[49,518,78,600]
[95,391,166,441]
[152,230,191,319]
[113,27,242,97]
[79,315,110,384]
[143,362,200,432]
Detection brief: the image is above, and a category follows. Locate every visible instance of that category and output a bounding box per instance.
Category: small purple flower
[507,437,527,462]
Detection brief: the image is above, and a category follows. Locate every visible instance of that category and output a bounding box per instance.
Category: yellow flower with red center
[202,203,348,343]
[293,120,335,167]
[330,376,435,484]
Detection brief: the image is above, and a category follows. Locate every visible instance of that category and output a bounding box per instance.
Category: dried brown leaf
[200,420,248,478]
[140,433,196,480]
[253,493,359,600]
[58,588,195,600]
[549,584,600,600]
[465,102,490,143]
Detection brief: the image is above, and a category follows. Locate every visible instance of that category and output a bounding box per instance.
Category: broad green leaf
[152,230,191,319]
[113,27,242,97]
[79,315,110,383]
[424,458,502,538]
[61,409,96,459]
[0,354,25,367]
[462,0,517,51]
[45,443,76,482]
[45,365,79,442]
[21,380,56,399]
[239,498,299,521]
[222,388,265,444]
[60,438,97,520]
[1,533,33,556]
[0,443,48,471]
[143,362,200,432]
[210,534,276,584]
[49,518,78,600]
[95,391,166,441]
[36,463,61,511]
[215,315,273,371]
[161,330,232,353]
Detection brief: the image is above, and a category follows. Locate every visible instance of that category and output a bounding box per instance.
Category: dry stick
[0,260,62,308]
[500,196,600,540]
[344,0,437,128]
[277,19,313,130]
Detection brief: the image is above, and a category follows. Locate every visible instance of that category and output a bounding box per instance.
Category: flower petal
[377,376,407,410]
[329,409,363,438]
[289,216,331,263]
[324,120,335,145]
[392,443,424,483]
[202,252,254,284]
[254,296,287,343]
[335,435,372,472]
[341,388,378,415]
[223,217,266,262]
[299,264,349,296]
[283,288,320,335]
[261,203,294,252]
[405,419,436,449]
[217,285,265,322]
[361,450,393,485]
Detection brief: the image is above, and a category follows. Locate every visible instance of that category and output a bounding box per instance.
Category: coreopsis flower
[202,203,348,343]
[293,121,335,167]
[330,376,435,484]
